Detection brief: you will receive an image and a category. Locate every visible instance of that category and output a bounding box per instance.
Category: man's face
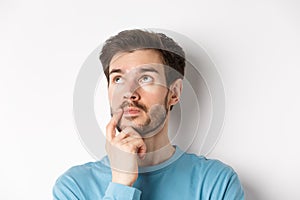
[108,49,170,137]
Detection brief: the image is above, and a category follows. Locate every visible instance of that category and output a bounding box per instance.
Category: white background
[1,0,300,199]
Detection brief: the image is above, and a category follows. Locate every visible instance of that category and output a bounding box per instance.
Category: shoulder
[178,152,244,198]
[55,156,110,184]
[53,158,111,199]
[179,152,237,178]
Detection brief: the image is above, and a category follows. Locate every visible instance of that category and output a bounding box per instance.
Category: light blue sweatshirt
[53,146,244,199]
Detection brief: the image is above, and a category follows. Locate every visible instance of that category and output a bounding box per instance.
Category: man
[53,29,244,199]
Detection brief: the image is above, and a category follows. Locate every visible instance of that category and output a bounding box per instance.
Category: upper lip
[123,107,141,112]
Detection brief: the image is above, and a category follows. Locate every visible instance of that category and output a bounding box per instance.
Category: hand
[105,110,147,186]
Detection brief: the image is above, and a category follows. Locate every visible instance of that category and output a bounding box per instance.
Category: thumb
[137,142,147,160]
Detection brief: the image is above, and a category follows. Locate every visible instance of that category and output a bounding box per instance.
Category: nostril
[128,93,139,101]
[123,88,140,100]
[123,91,130,99]
[123,92,137,100]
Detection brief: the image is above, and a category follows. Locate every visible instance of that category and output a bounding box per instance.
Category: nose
[123,91,140,101]
[122,80,140,101]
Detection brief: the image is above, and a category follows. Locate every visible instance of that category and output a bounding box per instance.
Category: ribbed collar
[100,145,185,174]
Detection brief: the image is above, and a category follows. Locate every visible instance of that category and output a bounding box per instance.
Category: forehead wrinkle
[110,63,162,76]
[109,49,164,69]
[134,65,160,74]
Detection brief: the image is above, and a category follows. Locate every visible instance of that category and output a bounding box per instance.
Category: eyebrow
[138,67,159,74]
[109,69,122,76]
[109,66,160,76]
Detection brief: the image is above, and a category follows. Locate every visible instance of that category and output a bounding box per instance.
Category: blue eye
[114,76,124,84]
[139,75,153,84]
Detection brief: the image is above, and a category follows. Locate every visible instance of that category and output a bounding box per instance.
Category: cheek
[141,87,168,105]
[142,84,167,94]
[108,88,123,108]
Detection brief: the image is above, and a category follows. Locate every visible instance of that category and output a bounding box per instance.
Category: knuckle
[124,143,135,151]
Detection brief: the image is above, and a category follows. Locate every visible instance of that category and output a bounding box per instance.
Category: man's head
[99,29,185,137]
[100,29,185,86]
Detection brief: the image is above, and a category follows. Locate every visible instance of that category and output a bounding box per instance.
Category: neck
[137,121,175,167]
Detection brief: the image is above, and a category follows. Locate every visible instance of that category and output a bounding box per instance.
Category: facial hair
[111,91,170,137]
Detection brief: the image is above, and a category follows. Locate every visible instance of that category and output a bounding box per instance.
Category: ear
[168,79,183,107]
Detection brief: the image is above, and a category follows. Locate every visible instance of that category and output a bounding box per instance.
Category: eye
[113,76,124,84]
[139,75,154,84]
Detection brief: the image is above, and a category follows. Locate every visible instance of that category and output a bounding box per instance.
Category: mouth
[123,107,142,118]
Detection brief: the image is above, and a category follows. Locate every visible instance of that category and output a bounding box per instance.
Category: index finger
[106,109,123,141]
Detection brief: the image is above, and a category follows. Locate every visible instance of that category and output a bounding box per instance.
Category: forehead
[109,49,165,74]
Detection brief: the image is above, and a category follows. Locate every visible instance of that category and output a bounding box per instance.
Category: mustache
[119,101,148,112]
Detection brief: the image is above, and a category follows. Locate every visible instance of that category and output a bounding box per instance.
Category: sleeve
[223,172,245,200]
[52,175,83,200]
[53,175,141,200]
[103,182,141,200]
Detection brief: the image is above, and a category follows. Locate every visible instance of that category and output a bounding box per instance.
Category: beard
[111,91,169,137]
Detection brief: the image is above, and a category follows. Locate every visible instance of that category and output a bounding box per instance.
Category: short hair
[99,29,186,86]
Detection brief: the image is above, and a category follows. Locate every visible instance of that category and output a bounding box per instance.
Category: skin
[105,49,183,186]
[109,63,169,137]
